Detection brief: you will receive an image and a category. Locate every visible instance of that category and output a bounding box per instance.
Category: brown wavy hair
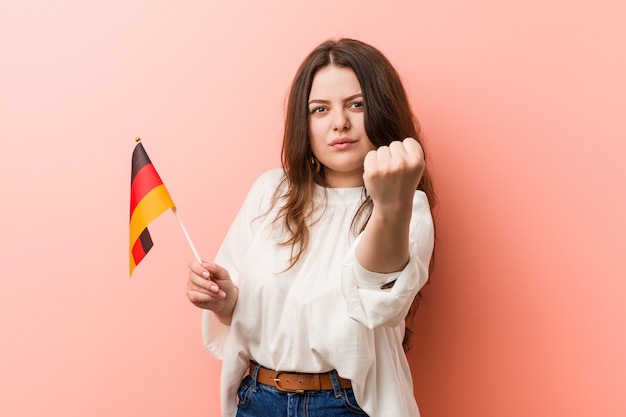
[273,38,436,350]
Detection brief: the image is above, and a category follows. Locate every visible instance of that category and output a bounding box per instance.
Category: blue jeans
[236,366,369,417]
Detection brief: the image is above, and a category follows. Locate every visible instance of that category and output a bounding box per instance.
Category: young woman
[187,38,436,417]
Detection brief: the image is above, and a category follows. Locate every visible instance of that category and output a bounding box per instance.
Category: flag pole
[172,208,203,264]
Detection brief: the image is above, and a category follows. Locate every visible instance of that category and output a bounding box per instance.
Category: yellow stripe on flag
[129,184,175,249]
[130,253,137,275]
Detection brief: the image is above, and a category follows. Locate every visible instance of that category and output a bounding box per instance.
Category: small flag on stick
[129,138,176,275]
[129,138,202,276]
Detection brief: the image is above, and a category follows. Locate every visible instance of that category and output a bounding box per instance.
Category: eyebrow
[308,93,363,106]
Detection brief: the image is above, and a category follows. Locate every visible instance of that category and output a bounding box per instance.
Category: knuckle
[187,291,199,303]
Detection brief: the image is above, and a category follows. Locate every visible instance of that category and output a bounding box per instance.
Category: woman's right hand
[187,261,238,325]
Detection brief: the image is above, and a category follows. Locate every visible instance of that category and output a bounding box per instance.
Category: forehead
[309,66,361,98]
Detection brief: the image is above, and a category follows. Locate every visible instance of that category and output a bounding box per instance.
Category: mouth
[330,137,356,146]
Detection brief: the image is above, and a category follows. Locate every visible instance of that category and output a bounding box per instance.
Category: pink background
[2,0,625,416]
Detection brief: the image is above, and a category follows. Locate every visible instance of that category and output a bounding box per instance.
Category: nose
[332,109,350,131]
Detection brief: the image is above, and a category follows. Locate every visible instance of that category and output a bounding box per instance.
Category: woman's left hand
[362,137,425,212]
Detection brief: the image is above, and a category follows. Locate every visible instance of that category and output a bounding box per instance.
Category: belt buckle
[273,372,320,394]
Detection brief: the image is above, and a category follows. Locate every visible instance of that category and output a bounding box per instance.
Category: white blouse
[202,168,434,417]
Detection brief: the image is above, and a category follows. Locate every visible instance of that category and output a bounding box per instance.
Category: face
[308,66,375,188]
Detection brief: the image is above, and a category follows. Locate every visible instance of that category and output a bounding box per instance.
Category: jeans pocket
[237,376,254,409]
[341,389,368,415]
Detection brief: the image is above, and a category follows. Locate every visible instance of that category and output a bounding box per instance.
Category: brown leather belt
[249,361,352,393]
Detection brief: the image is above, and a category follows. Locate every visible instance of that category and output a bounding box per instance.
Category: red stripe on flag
[130,163,165,216]
[131,235,148,266]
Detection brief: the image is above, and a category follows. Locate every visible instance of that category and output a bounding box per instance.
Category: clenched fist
[363,137,425,211]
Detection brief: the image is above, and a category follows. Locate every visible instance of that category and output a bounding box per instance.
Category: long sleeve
[341,191,434,329]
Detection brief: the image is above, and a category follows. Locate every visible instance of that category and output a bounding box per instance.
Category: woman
[187,38,436,417]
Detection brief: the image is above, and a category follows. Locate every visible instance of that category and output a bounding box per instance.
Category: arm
[355,138,425,273]
[342,138,433,329]
[342,191,434,329]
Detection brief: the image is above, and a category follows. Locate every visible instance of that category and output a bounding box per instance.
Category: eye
[310,106,327,114]
[348,100,364,110]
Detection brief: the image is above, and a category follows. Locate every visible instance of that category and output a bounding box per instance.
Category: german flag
[129,139,175,275]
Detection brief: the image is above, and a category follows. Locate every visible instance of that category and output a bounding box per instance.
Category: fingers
[204,262,231,283]
[187,260,226,300]
[363,148,377,174]
[365,138,424,175]
[400,137,422,153]
[385,138,423,166]
[188,259,211,281]
[363,138,425,211]
[188,275,226,301]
